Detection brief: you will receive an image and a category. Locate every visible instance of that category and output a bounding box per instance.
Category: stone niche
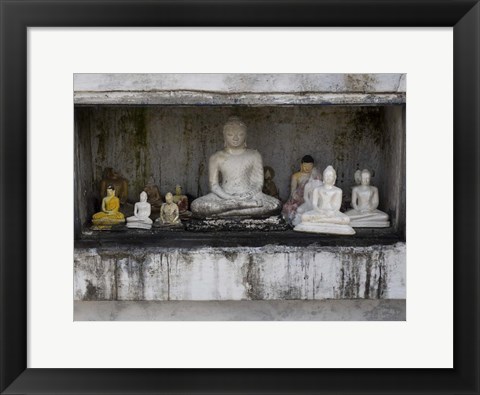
[74,74,406,302]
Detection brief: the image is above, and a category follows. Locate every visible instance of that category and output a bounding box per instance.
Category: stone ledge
[74,73,406,93]
[74,300,406,321]
[74,242,405,301]
[74,91,406,106]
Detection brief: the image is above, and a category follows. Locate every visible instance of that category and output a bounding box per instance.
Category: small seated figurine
[294,166,355,235]
[143,177,163,213]
[173,184,192,218]
[282,155,315,224]
[292,167,323,226]
[190,116,281,218]
[344,169,362,210]
[92,185,125,228]
[126,191,153,230]
[262,166,280,200]
[354,169,362,186]
[345,169,390,227]
[100,168,128,204]
[155,192,182,226]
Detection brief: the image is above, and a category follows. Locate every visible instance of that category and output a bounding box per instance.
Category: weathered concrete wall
[74,73,406,105]
[382,106,407,235]
[74,73,406,94]
[75,105,405,228]
[74,300,406,321]
[74,242,405,301]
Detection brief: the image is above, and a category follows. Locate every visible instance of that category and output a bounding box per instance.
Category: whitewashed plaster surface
[74,73,406,105]
[74,242,406,301]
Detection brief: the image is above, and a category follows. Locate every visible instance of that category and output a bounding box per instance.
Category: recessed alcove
[74,104,405,240]
[73,74,406,304]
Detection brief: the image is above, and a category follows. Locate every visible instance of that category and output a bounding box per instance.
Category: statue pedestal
[74,239,405,301]
[350,219,390,228]
[186,215,288,232]
[153,220,184,231]
[126,222,152,230]
[294,222,355,235]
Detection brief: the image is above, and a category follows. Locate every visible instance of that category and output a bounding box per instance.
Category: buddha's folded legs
[126,216,153,224]
[191,192,281,218]
[92,216,125,225]
[301,210,350,225]
[346,209,388,219]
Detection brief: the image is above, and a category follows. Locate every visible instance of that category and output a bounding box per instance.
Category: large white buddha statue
[345,169,390,227]
[191,116,281,218]
[294,166,355,235]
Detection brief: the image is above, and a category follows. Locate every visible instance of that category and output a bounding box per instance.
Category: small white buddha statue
[126,191,153,229]
[345,169,390,227]
[294,166,355,235]
[190,116,281,218]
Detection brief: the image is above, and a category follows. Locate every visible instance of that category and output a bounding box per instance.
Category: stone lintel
[74,91,406,106]
[74,73,406,94]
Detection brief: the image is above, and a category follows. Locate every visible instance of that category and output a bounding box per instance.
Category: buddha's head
[165,192,174,204]
[300,155,314,173]
[175,185,182,196]
[140,191,148,202]
[360,169,371,186]
[309,167,322,181]
[106,185,115,197]
[223,116,247,149]
[354,169,362,185]
[323,166,336,186]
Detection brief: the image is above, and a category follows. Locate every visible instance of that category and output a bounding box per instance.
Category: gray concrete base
[74,299,406,321]
[74,242,405,301]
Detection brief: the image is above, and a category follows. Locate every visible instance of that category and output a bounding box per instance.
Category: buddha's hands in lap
[314,208,335,217]
[236,191,255,200]
[223,192,262,207]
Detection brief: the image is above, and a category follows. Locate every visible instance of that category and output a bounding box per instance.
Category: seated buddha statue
[282,155,315,224]
[126,191,153,229]
[92,185,125,228]
[345,169,390,227]
[294,166,355,235]
[190,117,281,218]
[100,167,128,205]
[173,184,192,218]
[155,192,182,227]
[143,177,163,213]
[292,167,323,226]
[262,166,280,200]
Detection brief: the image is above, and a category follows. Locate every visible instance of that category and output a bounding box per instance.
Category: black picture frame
[1,1,478,394]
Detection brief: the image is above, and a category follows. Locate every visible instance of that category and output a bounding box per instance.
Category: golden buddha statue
[92,185,125,229]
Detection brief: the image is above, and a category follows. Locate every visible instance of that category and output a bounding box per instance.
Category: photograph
[73,73,406,321]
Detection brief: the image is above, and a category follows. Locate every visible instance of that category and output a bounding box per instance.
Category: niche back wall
[74,105,405,233]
